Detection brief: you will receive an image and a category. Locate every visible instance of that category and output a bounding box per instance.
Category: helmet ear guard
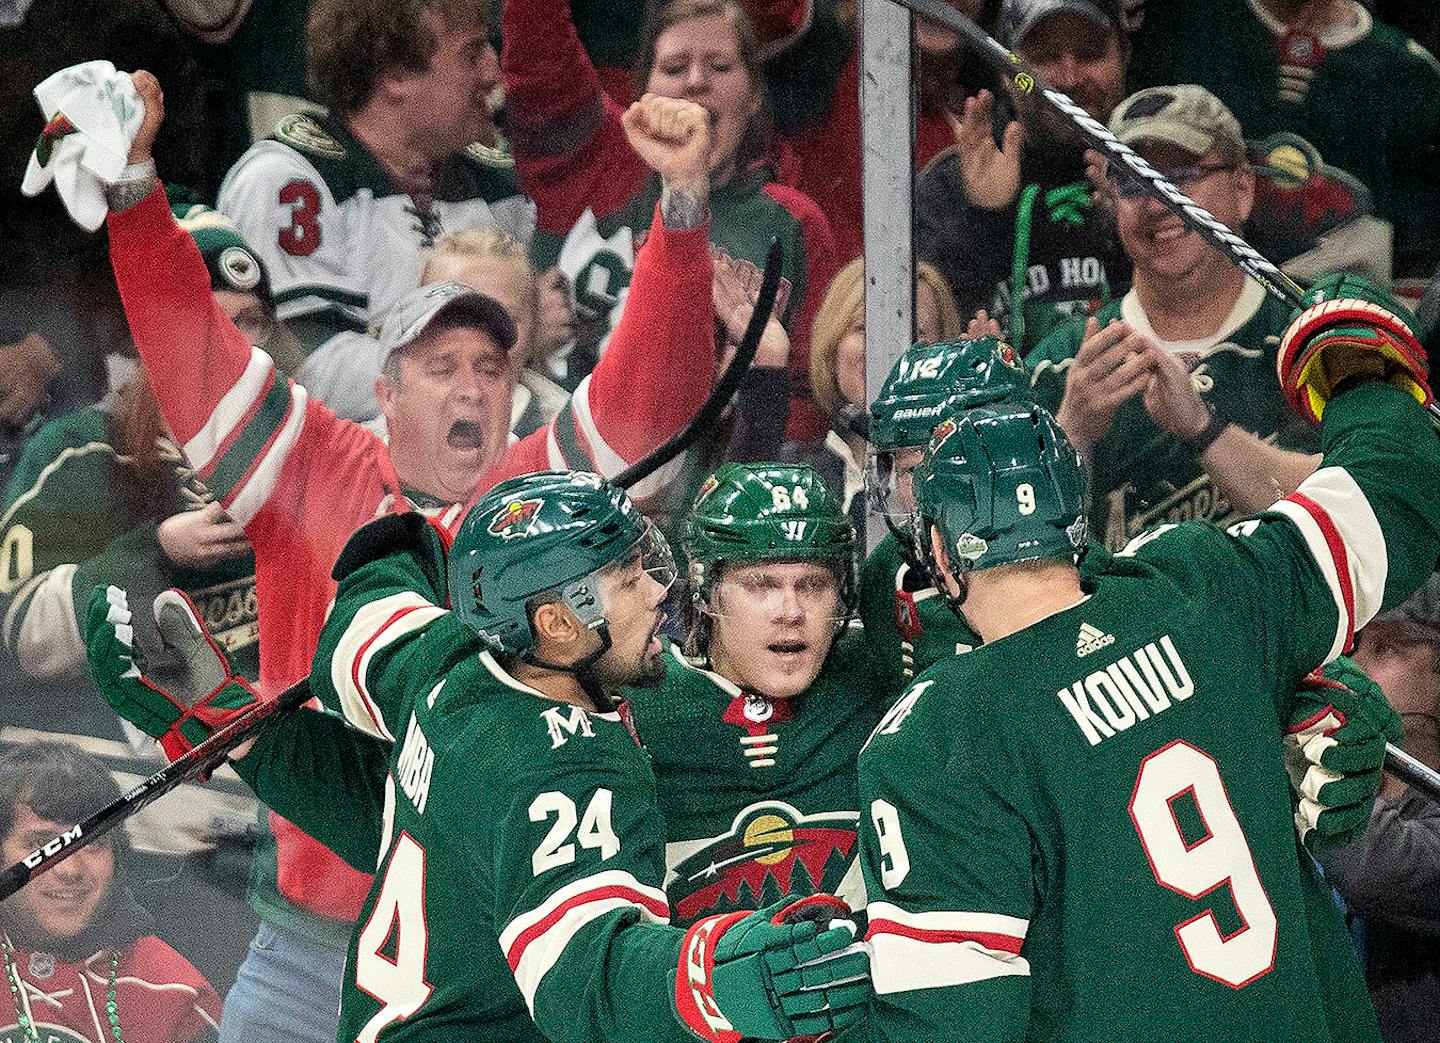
[448,471,674,661]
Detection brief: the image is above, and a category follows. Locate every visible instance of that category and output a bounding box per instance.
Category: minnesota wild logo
[488,498,542,540]
[33,113,76,166]
[930,416,959,450]
[669,802,858,923]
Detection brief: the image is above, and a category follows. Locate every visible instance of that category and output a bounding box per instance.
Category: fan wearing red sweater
[88,72,721,1043]
[504,0,839,442]
[0,744,221,1043]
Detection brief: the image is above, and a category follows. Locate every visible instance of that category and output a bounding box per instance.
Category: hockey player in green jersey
[87,470,870,1043]
[623,462,888,927]
[857,274,1439,1042]
[859,337,1032,696]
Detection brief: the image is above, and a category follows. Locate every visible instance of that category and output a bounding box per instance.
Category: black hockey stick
[613,237,782,489]
[883,0,1440,428]
[0,677,312,903]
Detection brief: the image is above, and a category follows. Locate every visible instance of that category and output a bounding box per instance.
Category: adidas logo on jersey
[1076,623,1115,658]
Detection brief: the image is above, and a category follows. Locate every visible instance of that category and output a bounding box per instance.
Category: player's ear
[929,524,962,599]
[532,600,580,647]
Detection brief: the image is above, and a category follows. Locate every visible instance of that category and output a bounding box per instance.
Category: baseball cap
[172,202,273,306]
[999,0,1127,50]
[1108,84,1245,158]
[377,281,518,367]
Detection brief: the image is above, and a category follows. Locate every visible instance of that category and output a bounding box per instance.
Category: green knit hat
[171,201,272,306]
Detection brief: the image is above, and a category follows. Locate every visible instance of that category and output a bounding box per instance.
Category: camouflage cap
[1109,84,1244,158]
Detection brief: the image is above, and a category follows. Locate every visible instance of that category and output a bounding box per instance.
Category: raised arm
[486,97,717,503]
[502,0,649,233]
[106,75,352,532]
[1123,277,1440,691]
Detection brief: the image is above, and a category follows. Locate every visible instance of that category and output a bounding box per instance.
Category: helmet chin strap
[522,624,617,712]
[939,568,971,615]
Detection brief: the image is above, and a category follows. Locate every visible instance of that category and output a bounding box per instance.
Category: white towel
[20,61,146,232]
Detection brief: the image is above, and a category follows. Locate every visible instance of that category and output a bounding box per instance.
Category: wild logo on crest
[669,803,858,922]
[930,416,959,449]
[488,499,542,540]
[696,474,720,503]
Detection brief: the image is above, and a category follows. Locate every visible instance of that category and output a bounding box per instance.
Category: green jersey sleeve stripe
[498,869,671,1015]
[1268,465,1385,662]
[329,592,448,741]
[203,374,297,503]
[548,399,592,471]
[867,902,1030,994]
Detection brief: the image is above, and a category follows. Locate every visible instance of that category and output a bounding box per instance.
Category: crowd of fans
[2,0,1439,1040]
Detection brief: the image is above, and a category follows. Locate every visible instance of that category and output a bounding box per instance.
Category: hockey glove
[1277,273,1430,425]
[674,895,871,1043]
[84,585,264,761]
[1284,655,1402,851]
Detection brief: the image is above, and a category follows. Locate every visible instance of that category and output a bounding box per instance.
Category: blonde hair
[808,258,962,420]
[422,229,539,328]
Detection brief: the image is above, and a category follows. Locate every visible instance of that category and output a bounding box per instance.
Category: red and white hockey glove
[84,585,264,761]
[1284,656,1402,851]
[1277,273,1430,425]
[674,895,870,1043]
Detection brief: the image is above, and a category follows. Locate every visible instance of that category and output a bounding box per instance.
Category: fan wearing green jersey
[623,462,888,929]
[87,470,871,1043]
[857,275,1440,1042]
[859,337,1032,697]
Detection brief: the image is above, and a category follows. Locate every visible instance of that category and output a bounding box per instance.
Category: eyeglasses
[1108,163,1239,200]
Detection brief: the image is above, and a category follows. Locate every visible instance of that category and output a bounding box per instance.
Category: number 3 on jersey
[355,832,434,1043]
[1128,740,1277,989]
[279,179,322,256]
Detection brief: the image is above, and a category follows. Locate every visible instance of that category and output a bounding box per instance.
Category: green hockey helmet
[684,462,856,615]
[869,337,1031,453]
[913,403,1086,584]
[448,470,675,656]
[868,337,1033,545]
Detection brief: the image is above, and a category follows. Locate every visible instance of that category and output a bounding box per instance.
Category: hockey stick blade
[0,677,312,903]
[1385,741,1440,806]
[613,237,783,490]
[881,0,1440,427]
